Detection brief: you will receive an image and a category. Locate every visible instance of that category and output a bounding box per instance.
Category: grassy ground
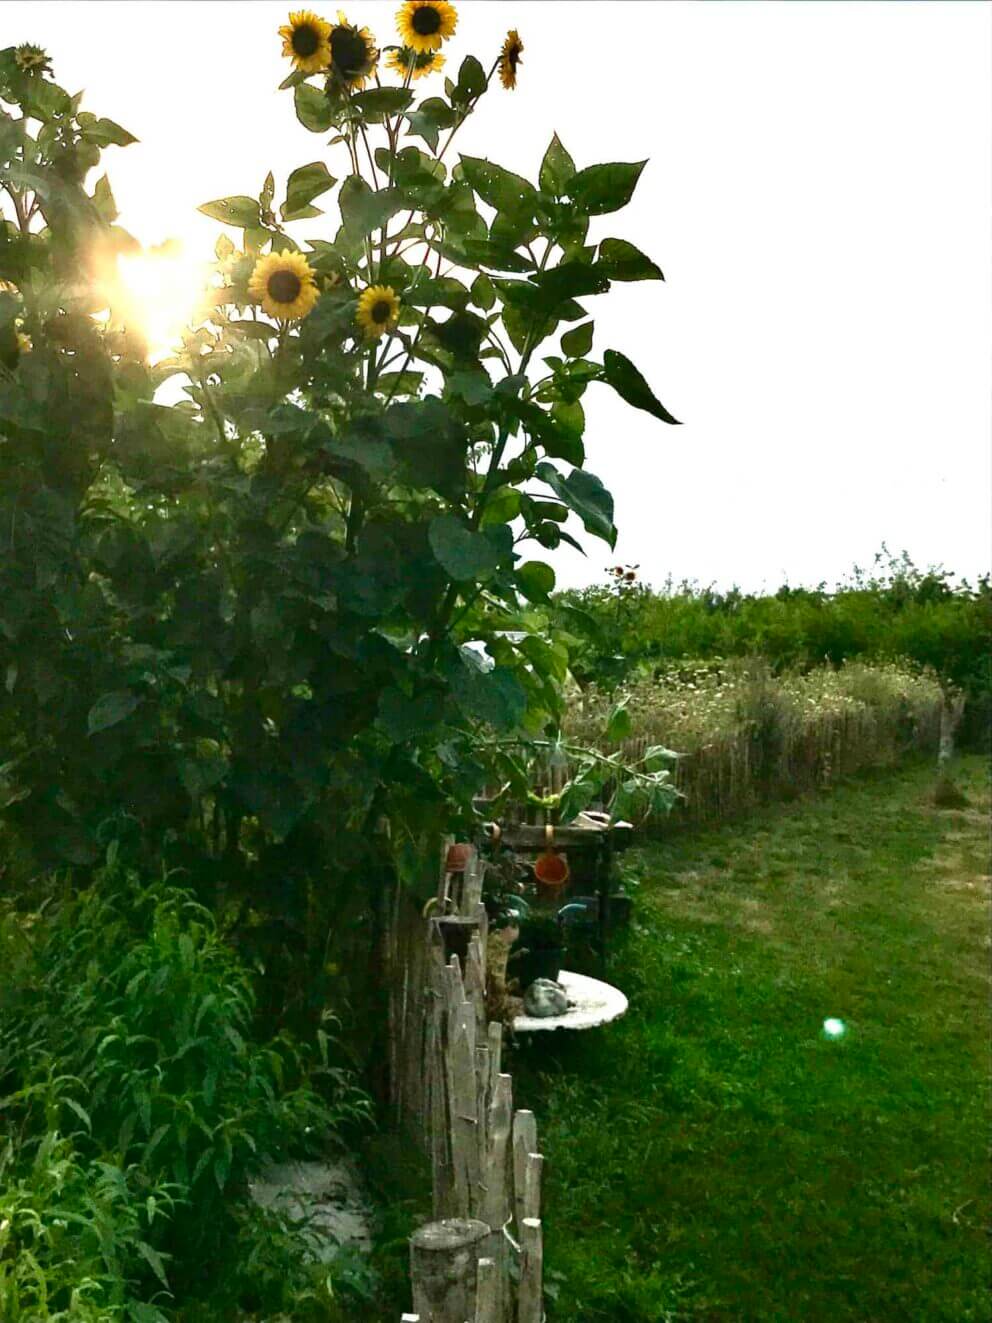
[511,754,991,1322]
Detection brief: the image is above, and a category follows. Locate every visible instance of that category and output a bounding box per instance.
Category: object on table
[512,969,628,1034]
[522,977,570,1018]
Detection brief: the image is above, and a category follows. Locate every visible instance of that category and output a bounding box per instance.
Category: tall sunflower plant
[174,1,683,866]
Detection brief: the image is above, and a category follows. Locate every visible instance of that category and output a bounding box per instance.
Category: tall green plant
[0,13,680,920]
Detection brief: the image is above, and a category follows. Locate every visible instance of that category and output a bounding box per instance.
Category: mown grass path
[513,755,990,1321]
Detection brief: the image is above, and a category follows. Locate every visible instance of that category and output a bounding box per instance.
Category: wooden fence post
[410,1218,491,1323]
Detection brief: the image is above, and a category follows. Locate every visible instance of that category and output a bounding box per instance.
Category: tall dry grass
[564,657,944,827]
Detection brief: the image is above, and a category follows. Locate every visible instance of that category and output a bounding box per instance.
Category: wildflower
[247,251,319,321]
[16,331,32,354]
[327,10,379,88]
[385,45,445,79]
[498,29,523,90]
[14,44,51,75]
[396,1,457,54]
[355,285,400,338]
[279,10,333,73]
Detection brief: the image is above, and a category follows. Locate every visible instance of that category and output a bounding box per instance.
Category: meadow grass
[512,754,990,1321]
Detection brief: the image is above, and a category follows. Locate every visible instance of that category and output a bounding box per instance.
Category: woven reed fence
[389,850,544,1323]
[563,660,948,829]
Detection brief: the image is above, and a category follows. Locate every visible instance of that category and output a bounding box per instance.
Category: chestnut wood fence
[389,848,545,1323]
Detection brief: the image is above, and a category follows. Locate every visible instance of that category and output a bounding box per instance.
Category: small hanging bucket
[533,823,569,892]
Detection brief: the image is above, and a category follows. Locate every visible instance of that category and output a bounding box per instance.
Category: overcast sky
[5,1,990,593]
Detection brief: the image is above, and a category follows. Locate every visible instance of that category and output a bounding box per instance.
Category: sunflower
[248,251,319,321]
[498,29,523,90]
[14,44,51,75]
[278,10,332,73]
[355,285,400,339]
[327,10,379,89]
[385,45,445,80]
[395,1,457,54]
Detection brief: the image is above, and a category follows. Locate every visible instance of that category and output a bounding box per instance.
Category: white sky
[5,1,990,593]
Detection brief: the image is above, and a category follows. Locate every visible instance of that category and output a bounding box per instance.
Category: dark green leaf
[531,262,609,306]
[597,237,663,281]
[561,321,594,357]
[535,462,616,547]
[197,196,261,228]
[283,161,337,221]
[339,176,405,236]
[458,155,538,216]
[516,560,556,602]
[568,160,647,216]
[351,86,415,116]
[429,515,501,581]
[405,97,456,152]
[294,82,333,132]
[88,690,140,735]
[454,55,487,104]
[606,701,633,742]
[539,133,576,197]
[602,348,681,424]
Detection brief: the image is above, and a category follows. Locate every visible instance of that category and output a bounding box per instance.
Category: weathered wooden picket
[390,849,545,1322]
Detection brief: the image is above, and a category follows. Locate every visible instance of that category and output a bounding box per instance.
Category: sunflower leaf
[561,321,594,357]
[77,116,138,149]
[429,515,502,581]
[283,162,337,222]
[197,196,262,229]
[602,349,681,425]
[568,160,647,216]
[453,55,486,106]
[458,155,538,218]
[351,87,415,118]
[539,133,576,197]
[597,237,664,282]
[294,82,334,133]
[405,96,456,152]
[535,461,616,547]
[516,560,556,602]
[339,177,405,238]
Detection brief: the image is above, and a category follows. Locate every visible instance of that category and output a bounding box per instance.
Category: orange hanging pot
[533,824,569,892]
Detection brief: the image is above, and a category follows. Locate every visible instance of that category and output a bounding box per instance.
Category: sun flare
[113,242,211,362]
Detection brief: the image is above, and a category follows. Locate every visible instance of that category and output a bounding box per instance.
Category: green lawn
[512,755,991,1322]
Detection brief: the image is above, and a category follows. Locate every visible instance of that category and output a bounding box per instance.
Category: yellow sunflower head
[247,251,319,321]
[356,285,400,339]
[14,44,52,75]
[396,1,457,55]
[279,10,333,74]
[385,45,445,81]
[498,30,523,90]
[327,10,379,89]
[16,331,32,355]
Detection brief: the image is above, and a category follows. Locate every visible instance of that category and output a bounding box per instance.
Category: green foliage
[0,852,372,1319]
[556,548,991,747]
[0,25,679,944]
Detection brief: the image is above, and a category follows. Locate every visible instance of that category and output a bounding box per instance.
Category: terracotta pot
[445,842,473,873]
[533,849,569,889]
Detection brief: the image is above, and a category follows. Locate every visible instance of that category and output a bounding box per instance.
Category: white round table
[512,970,629,1033]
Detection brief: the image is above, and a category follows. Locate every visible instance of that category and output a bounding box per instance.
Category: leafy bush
[0,850,372,1318]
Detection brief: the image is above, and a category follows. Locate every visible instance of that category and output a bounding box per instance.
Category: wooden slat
[517,1218,543,1323]
[511,1110,538,1236]
[474,1256,499,1323]
[522,1152,543,1224]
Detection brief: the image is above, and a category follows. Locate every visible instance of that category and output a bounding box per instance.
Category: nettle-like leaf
[339,176,405,237]
[602,349,680,425]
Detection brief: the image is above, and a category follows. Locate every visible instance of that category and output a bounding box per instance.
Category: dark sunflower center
[412,6,442,35]
[371,299,393,324]
[508,42,521,68]
[268,270,302,304]
[330,26,367,75]
[292,24,321,57]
